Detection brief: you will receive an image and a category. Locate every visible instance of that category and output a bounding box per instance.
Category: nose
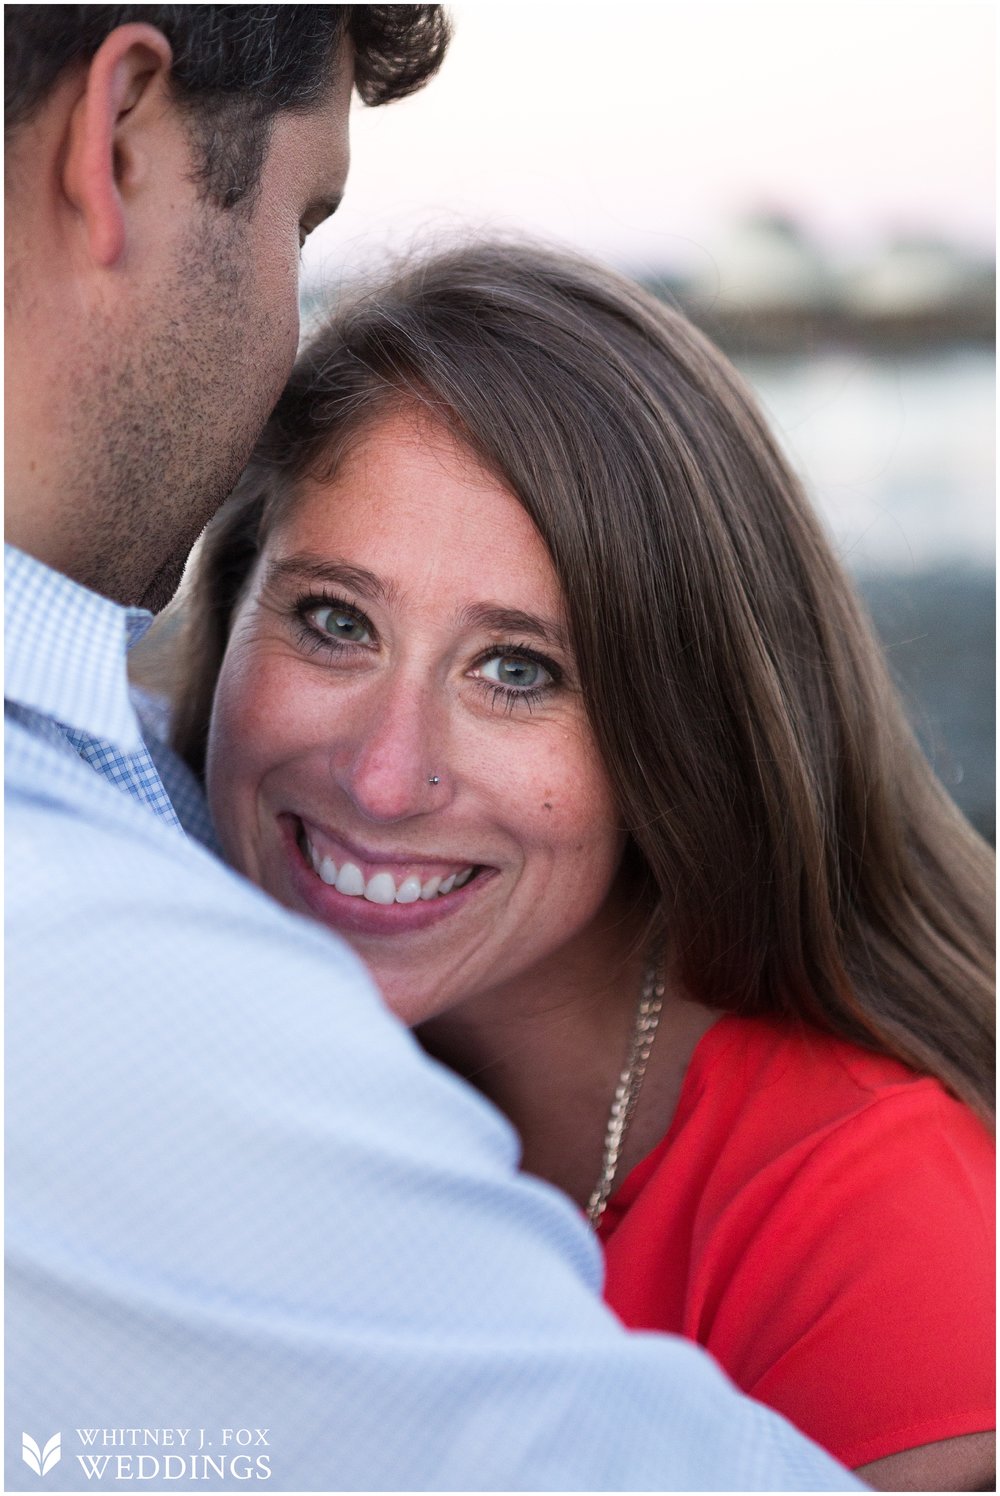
[332,676,451,825]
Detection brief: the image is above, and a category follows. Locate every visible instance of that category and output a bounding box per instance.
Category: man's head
[5,6,449,610]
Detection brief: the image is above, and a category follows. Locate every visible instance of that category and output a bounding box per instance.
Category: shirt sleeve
[698,1086,996,1469]
[5,723,862,1493]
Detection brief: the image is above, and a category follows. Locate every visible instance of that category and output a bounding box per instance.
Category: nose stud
[428,775,440,785]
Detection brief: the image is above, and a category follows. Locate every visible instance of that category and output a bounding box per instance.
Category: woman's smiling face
[206,409,627,1024]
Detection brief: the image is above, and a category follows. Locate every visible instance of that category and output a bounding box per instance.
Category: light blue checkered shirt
[5,544,859,1491]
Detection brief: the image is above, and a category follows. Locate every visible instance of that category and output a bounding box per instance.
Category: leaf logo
[22,1433,61,1477]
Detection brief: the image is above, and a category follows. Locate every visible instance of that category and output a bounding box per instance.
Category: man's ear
[62,23,174,269]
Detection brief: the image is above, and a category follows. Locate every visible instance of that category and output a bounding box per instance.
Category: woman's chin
[367,972,457,1029]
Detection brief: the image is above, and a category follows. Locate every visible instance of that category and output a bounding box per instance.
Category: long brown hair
[173,242,995,1121]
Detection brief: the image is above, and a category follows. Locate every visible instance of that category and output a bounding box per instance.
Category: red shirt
[599,1014,995,1468]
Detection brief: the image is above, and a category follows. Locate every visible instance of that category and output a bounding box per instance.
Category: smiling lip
[280,814,491,938]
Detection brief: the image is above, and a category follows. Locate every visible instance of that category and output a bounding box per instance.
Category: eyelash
[292,592,375,655]
[472,642,561,714]
[290,591,563,713]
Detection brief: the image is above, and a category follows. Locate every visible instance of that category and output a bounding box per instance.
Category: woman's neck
[417,905,719,1208]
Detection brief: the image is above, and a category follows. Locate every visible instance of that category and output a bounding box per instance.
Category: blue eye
[479,654,552,691]
[307,605,371,645]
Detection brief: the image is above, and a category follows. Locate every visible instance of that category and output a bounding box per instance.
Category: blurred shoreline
[638,213,995,357]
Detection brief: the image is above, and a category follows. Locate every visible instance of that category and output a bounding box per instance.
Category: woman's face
[207,409,627,1024]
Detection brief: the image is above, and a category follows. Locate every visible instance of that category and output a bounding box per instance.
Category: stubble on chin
[72,207,290,611]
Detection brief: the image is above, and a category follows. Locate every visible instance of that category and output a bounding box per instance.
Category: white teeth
[364,871,397,906]
[305,836,476,905]
[335,861,365,897]
[395,875,422,904]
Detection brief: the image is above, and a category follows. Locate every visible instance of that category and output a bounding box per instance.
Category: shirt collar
[5,544,153,752]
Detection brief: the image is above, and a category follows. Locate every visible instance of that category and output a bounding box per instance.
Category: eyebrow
[457,603,570,654]
[264,554,395,605]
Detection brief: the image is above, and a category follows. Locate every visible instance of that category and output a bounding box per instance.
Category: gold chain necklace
[585,958,664,1230]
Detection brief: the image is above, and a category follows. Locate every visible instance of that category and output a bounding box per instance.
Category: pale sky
[304,0,995,286]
